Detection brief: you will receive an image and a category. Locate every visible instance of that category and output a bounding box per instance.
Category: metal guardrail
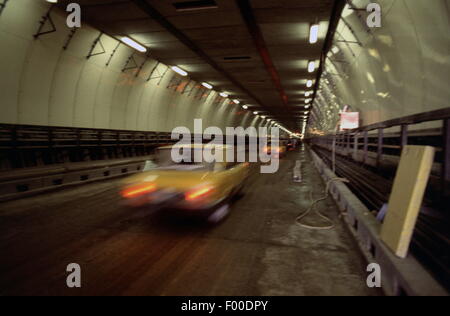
[309,148,447,296]
[0,156,153,202]
[307,108,450,292]
[307,108,450,198]
[0,124,176,170]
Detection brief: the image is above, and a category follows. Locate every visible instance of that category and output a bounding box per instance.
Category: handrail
[307,108,450,198]
[351,107,450,132]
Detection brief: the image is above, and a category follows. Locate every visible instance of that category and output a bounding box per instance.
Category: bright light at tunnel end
[170,120,286,174]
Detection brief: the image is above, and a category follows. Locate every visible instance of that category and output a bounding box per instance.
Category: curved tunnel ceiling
[56,0,338,132]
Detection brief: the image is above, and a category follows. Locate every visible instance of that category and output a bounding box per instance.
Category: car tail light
[185,186,214,201]
[121,183,156,198]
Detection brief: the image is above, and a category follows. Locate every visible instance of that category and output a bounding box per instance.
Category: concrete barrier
[0,156,153,202]
[309,147,447,296]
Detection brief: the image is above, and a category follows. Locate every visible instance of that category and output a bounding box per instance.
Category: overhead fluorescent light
[306,80,313,88]
[233,99,240,104]
[242,105,248,110]
[46,0,58,3]
[305,99,312,104]
[305,92,311,97]
[253,111,258,115]
[309,24,319,44]
[171,66,188,76]
[219,92,229,98]
[261,116,266,119]
[308,61,316,73]
[120,37,147,53]
[202,82,213,89]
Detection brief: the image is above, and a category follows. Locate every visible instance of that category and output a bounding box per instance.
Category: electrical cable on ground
[296,177,349,230]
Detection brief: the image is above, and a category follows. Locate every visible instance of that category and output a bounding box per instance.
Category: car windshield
[153,148,215,171]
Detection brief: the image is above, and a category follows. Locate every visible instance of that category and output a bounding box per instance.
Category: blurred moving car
[263,140,287,158]
[120,144,250,223]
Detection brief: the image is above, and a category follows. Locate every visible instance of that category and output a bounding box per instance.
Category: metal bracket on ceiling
[122,54,138,73]
[193,86,208,100]
[156,67,169,86]
[135,56,148,78]
[344,0,365,11]
[181,80,194,94]
[344,0,375,35]
[328,58,350,64]
[188,83,201,97]
[0,0,9,18]
[167,75,183,90]
[213,93,223,105]
[146,61,160,81]
[106,42,121,66]
[336,39,361,45]
[87,32,106,59]
[34,4,57,39]
[335,31,357,59]
[338,18,363,46]
[147,62,169,83]
[63,28,78,50]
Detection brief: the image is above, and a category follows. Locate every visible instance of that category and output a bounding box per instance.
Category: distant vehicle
[120,144,250,223]
[263,141,287,158]
[286,138,297,151]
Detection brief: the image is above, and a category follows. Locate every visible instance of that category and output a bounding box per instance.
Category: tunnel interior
[0,0,449,297]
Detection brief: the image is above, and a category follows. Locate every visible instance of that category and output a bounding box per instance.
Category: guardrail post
[377,128,384,169]
[353,132,358,160]
[400,124,408,153]
[363,130,368,164]
[442,119,450,198]
[346,132,351,156]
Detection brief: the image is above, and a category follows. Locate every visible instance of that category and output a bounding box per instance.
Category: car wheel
[207,204,230,224]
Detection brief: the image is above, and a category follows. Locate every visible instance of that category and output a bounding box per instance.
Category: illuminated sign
[340,112,360,130]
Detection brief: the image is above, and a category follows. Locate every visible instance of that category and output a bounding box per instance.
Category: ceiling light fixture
[120,37,147,53]
[233,99,240,104]
[308,61,316,73]
[309,24,319,44]
[306,80,313,88]
[219,92,229,98]
[202,82,213,89]
[242,105,248,110]
[171,66,188,76]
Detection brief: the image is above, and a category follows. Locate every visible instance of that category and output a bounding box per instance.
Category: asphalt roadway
[0,146,381,296]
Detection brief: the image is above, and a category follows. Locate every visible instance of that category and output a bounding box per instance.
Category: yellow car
[120,144,250,223]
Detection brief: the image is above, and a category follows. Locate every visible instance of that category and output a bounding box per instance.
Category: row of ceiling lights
[46,0,296,134]
[299,23,321,128]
